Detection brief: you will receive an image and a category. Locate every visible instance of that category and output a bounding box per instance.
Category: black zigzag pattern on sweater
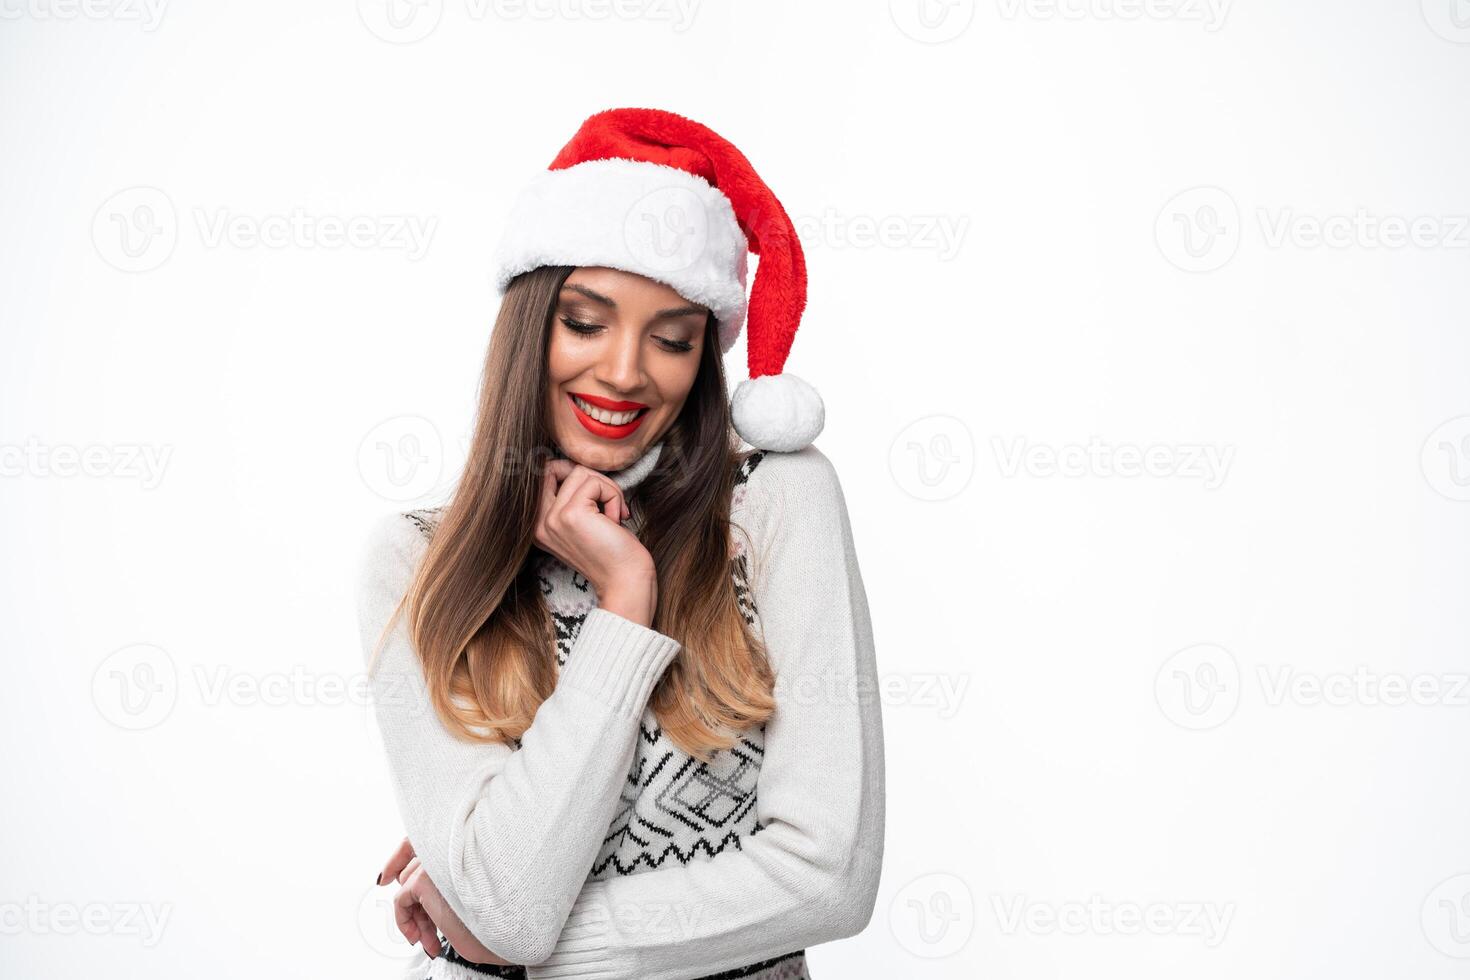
[574,449,772,882]
[589,727,765,877]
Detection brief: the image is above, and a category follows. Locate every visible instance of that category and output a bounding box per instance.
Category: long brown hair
[374,265,776,763]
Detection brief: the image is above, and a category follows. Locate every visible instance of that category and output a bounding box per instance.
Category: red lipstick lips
[571,391,648,411]
[567,391,650,440]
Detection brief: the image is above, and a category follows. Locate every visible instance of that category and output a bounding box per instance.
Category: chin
[558,432,641,472]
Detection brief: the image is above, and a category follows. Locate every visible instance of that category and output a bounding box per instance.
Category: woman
[355,108,885,980]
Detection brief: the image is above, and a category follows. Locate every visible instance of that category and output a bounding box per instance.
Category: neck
[606,439,664,495]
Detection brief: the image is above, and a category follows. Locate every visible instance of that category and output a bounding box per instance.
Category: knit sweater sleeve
[524,445,887,980]
[354,512,683,966]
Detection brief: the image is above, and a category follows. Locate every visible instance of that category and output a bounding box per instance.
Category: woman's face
[545,266,708,472]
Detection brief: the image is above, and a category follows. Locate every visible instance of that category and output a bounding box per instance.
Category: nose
[591,326,647,395]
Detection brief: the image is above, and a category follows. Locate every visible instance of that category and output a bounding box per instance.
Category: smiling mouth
[567,392,651,438]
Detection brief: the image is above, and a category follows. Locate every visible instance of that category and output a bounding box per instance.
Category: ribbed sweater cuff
[525,881,622,980]
[554,607,681,719]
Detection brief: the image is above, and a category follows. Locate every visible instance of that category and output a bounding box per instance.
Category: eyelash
[560,316,694,354]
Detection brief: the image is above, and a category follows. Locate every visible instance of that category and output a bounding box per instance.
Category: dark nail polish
[375,872,382,886]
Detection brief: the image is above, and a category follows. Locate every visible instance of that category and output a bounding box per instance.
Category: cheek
[650,358,700,409]
[544,331,578,385]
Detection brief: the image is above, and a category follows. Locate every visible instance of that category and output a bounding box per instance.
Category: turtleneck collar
[605,438,664,495]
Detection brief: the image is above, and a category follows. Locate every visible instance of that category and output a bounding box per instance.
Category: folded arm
[355,513,682,966]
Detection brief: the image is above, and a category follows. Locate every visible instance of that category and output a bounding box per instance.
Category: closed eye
[560,316,694,354]
[559,315,602,336]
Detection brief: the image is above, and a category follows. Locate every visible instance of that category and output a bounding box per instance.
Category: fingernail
[375,873,381,886]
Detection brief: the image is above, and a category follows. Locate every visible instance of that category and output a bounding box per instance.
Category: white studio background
[2,2,1469,977]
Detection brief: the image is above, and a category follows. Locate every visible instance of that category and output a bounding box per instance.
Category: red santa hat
[491,107,824,453]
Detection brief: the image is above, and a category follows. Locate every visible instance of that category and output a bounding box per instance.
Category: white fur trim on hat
[731,373,825,453]
[492,158,750,354]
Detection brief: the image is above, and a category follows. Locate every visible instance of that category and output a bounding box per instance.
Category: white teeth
[573,395,643,426]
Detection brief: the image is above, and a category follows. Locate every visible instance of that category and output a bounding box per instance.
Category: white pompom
[730,373,825,453]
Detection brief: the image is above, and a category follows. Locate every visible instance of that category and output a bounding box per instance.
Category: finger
[542,457,576,506]
[398,855,421,886]
[545,465,587,528]
[414,874,476,962]
[557,466,626,521]
[414,903,442,958]
[544,457,576,481]
[393,887,422,945]
[378,837,414,887]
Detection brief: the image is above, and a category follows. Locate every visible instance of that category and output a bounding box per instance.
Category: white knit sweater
[354,440,885,980]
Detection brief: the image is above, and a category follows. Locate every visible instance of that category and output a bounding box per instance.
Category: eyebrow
[560,284,708,322]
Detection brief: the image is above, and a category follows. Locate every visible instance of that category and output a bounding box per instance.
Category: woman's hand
[377,837,513,966]
[537,457,657,626]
